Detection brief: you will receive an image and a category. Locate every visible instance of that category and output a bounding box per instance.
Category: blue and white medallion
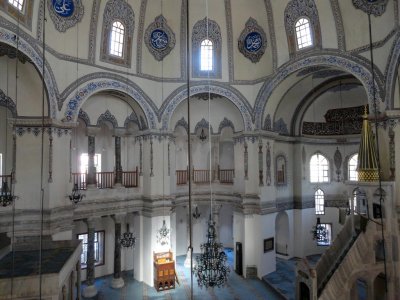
[150,29,169,50]
[238,18,267,63]
[52,0,74,17]
[47,0,84,32]
[244,32,262,53]
[145,15,176,61]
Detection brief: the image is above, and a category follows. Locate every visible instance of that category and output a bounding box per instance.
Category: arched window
[8,0,24,11]
[295,18,313,50]
[200,39,213,71]
[110,21,125,57]
[310,153,329,183]
[315,189,325,215]
[100,0,134,66]
[192,18,221,78]
[348,153,358,181]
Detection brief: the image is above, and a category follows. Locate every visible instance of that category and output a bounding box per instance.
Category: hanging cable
[185,0,194,298]
[39,1,46,297]
[368,13,388,293]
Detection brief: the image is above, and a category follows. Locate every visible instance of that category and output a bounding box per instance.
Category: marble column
[111,215,124,288]
[82,219,97,298]
[114,136,123,186]
[86,135,97,188]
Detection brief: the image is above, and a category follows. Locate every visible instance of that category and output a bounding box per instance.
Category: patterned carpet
[82,249,285,300]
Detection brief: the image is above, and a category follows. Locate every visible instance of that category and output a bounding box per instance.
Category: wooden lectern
[153,250,176,291]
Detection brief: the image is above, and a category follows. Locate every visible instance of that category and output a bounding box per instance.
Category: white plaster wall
[175,205,188,256]
[219,204,234,248]
[0,107,13,175]
[259,213,276,277]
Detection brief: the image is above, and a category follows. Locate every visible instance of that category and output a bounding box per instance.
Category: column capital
[83,217,99,228]
[110,213,126,224]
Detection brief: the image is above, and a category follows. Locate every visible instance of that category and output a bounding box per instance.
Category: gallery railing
[72,168,139,190]
[176,167,234,185]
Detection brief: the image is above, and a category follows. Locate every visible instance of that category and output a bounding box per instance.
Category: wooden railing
[122,167,139,187]
[193,169,210,183]
[176,170,188,185]
[176,167,234,185]
[219,168,234,184]
[71,168,139,190]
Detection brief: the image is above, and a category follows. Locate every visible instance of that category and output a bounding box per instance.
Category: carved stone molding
[47,0,84,32]
[97,110,118,128]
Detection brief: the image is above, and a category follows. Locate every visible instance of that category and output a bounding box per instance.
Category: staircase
[317,217,378,300]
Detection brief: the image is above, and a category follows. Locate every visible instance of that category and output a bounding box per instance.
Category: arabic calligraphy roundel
[52,0,74,17]
[144,15,176,61]
[238,18,267,63]
[47,0,84,32]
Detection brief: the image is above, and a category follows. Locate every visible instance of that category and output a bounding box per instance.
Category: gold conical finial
[357,105,379,181]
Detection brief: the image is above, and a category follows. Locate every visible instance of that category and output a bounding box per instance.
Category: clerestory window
[310,153,329,183]
[200,39,213,71]
[110,21,125,57]
[295,18,313,50]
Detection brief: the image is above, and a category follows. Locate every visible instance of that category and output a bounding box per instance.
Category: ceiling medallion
[47,0,84,32]
[238,18,267,63]
[145,15,176,61]
[352,0,388,16]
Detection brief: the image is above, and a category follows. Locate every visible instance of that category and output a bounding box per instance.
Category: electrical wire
[368,13,388,293]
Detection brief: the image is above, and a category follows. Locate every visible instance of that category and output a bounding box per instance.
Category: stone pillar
[82,218,97,298]
[111,215,125,288]
[86,135,97,188]
[75,261,81,300]
[114,136,123,186]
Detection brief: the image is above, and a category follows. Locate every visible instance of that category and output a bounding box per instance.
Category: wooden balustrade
[122,167,139,187]
[219,169,234,184]
[72,173,87,190]
[72,168,139,190]
[193,169,210,183]
[176,168,234,185]
[176,170,188,185]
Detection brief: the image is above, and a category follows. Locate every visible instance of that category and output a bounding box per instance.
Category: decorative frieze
[97,110,118,128]
[352,0,388,16]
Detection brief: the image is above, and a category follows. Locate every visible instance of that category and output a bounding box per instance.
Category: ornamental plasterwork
[238,18,267,63]
[144,15,176,61]
[78,109,90,126]
[174,117,188,133]
[194,118,213,134]
[124,112,140,129]
[0,89,17,117]
[218,117,235,133]
[47,0,84,32]
[352,0,388,16]
[284,0,320,35]
[97,110,118,128]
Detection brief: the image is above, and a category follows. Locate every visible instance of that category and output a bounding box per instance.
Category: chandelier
[193,219,230,288]
[119,224,136,248]
[311,217,328,242]
[199,128,207,141]
[156,219,170,246]
[192,205,201,219]
[69,183,85,204]
[0,180,15,207]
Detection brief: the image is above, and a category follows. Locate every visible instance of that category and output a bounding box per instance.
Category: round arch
[62,73,158,129]
[0,27,59,118]
[254,52,385,129]
[160,82,253,131]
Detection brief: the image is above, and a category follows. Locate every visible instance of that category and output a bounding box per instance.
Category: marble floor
[82,249,285,300]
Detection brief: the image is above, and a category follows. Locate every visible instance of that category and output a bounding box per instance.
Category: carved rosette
[352,0,388,16]
[47,0,84,32]
[238,18,267,63]
[145,15,176,61]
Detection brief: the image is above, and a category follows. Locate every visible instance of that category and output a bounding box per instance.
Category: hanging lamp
[193,0,229,287]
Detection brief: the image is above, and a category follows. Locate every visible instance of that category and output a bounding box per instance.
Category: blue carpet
[262,255,322,300]
[82,248,284,299]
